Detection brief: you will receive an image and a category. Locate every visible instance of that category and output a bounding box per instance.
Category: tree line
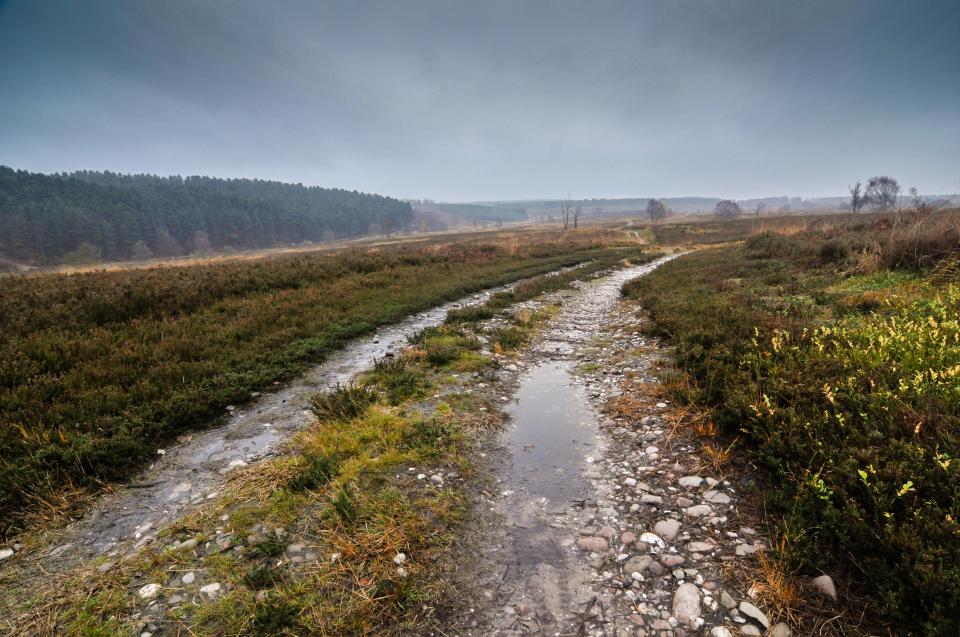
[0,167,415,265]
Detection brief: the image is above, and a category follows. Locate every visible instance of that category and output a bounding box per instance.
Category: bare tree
[713,199,742,220]
[573,206,582,229]
[864,176,900,213]
[646,198,671,222]
[560,197,573,230]
[849,182,865,215]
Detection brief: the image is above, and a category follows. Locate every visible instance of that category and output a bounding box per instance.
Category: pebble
[703,490,731,504]
[812,574,838,600]
[719,590,737,609]
[769,623,793,637]
[181,571,195,585]
[710,628,733,637]
[0,548,14,561]
[654,519,681,541]
[577,536,609,552]
[671,582,701,627]
[678,476,704,488]
[684,504,712,518]
[738,601,770,629]
[199,582,222,597]
[138,583,162,600]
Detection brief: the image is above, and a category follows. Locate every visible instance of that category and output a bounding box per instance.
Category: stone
[200,582,222,597]
[661,555,685,567]
[138,583,162,600]
[654,519,682,541]
[684,504,713,518]
[672,582,701,627]
[719,590,737,609]
[738,601,770,629]
[577,536,609,552]
[393,552,407,565]
[624,555,653,574]
[678,476,704,488]
[687,541,716,553]
[768,623,792,637]
[621,531,637,545]
[97,561,114,573]
[640,494,664,504]
[710,628,733,637]
[676,496,694,508]
[736,543,762,556]
[811,574,838,601]
[597,526,617,539]
[648,561,666,576]
[741,625,761,636]
[703,490,731,504]
[181,572,196,585]
[638,532,665,547]
[0,548,13,561]
[178,538,198,550]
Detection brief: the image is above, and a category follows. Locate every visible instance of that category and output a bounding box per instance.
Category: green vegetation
[0,230,644,536]
[624,212,960,635]
[0,166,415,265]
[2,236,628,636]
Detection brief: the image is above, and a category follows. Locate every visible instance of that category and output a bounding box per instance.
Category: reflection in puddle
[505,360,596,504]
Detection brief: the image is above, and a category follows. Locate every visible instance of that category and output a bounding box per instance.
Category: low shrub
[309,384,377,421]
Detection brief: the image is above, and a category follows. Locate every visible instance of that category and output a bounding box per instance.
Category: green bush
[309,384,377,422]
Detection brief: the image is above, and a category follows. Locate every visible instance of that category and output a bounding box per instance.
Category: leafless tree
[713,199,742,220]
[865,176,900,213]
[646,198,671,222]
[573,206,582,229]
[849,182,865,215]
[560,197,573,230]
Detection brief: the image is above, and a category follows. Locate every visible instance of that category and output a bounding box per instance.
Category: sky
[1,0,958,202]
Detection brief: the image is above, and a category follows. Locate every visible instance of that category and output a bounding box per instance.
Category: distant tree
[713,199,742,220]
[865,176,900,213]
[849,182,865,215]
[130,240,154,260]
[192,230,213,255]
[382,217,395,237]
[62,242,102,265]
[560,198,573,230]
[573,206,582,228]
[646,198,671,222]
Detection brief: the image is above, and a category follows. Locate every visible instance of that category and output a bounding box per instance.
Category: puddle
[505,360,596,504]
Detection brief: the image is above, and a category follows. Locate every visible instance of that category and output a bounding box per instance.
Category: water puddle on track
[505,360,595,505]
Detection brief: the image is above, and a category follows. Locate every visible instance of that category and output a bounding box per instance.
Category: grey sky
[1,0,957,201]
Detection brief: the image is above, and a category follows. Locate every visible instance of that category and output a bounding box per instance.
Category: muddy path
[28,274,573,574]
[440,256,785,637]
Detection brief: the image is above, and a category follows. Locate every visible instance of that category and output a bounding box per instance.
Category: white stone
[138,583,162,599]
[181,572,195,585]
[710,628,733,637]
[684,504,712,518]
[678,476,704,488]
[812,574,838,600]
[739,601,770,629]
[638,532,665,548]
[0,548,13,561]
[672,582,701,626]
[703,490,731,504]
[393,552,407,565]
[200,582,222,597]
[654,519,682,541]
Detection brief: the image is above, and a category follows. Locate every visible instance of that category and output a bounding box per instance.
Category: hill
[0,167,414,265]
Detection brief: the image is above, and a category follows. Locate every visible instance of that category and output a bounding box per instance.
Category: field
[625,209,960,634]
[0,227,646,536]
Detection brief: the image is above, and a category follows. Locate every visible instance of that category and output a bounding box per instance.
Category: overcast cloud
[1,0,957,201]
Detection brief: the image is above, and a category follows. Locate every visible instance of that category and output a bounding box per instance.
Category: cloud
[1,0,957,200]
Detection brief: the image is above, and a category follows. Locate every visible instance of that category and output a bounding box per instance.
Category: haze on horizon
[1,0,958,203]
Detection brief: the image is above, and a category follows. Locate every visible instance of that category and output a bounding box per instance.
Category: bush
[309,384,377,421]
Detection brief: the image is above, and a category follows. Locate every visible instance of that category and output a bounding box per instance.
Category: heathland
[0,228,644,537]
[625,210,960,634]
